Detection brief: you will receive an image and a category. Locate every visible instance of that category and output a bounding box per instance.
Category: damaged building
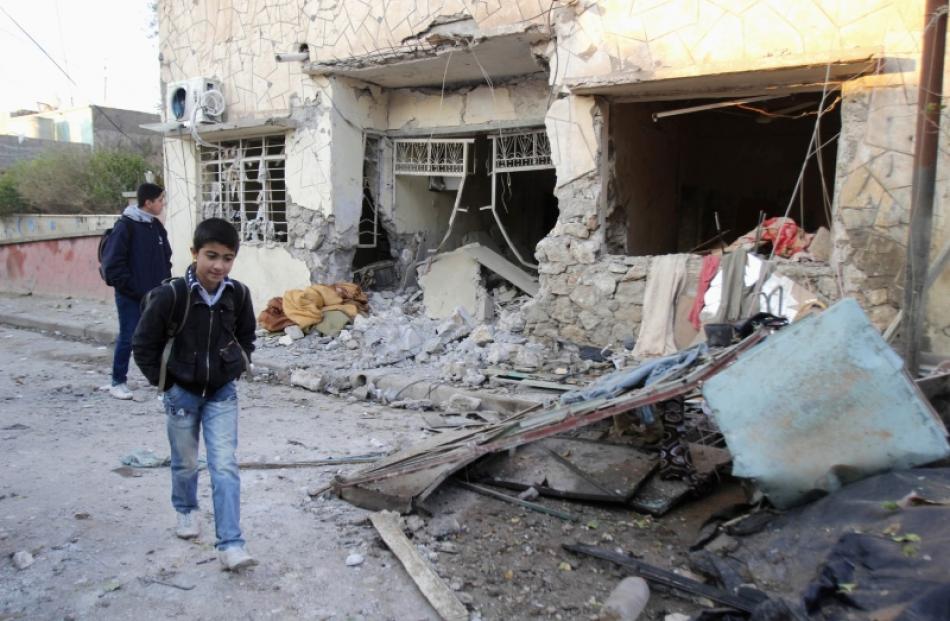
[153,0,950,354]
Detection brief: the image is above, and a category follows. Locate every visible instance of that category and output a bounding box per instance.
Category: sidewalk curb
[0,312,539,412]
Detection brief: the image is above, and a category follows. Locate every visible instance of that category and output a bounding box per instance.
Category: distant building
[0,105,162,169]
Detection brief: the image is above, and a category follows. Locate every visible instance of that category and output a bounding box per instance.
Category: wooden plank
[370,511,468,621]
[487,375,574,392]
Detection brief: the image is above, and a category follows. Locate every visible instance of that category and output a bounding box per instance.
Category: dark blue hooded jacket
[101,206,172,301]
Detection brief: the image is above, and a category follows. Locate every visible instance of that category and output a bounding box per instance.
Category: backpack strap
[157,277,191,394]
[228,280,253,378]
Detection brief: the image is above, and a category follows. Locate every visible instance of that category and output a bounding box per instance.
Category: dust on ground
[1,324,721,620]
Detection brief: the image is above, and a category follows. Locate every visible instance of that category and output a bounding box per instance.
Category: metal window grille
[358,134,381,248]
[393,138,472,177]
[199,135,288,244]
[491,128,553,173]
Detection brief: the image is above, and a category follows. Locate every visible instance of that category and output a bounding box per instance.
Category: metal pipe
[903,0,948,375]
[652,95,780,121]
[275,52,309,62]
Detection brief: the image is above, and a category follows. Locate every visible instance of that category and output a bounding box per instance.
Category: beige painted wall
[229,245,312,312]
[387,81,549,131]
[555,0,924,86]
[158,0,548,121]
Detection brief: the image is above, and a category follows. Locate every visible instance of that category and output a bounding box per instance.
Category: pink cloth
[689,255,721,330]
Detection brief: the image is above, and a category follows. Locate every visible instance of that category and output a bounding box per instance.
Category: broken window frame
[392,138,473,177]
[481,128,556,269]
[198,134,288,244]
[393,138,474,253]
[358,132,383,249]
[490,128,554,173]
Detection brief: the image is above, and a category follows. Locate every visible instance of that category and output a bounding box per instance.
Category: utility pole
[904,0,948,375]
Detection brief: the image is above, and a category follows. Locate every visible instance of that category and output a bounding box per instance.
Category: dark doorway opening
[608,92,840,256]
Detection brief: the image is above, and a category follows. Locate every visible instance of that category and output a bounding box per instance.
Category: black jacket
[132,277,256,396]
[101,215,172,301]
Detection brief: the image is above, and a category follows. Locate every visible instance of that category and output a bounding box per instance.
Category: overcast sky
[0,0,160,114]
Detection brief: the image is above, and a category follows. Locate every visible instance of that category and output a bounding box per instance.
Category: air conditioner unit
[166,77,226,125]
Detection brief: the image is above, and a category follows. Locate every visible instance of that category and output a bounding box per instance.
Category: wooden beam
[370,511,468,621]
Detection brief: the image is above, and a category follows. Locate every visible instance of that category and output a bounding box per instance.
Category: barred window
[199,135,287,244]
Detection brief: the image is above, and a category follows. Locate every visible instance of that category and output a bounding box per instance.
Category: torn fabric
[633,254,688,358]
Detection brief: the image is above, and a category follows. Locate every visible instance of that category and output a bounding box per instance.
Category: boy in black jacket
[132,218,257,571]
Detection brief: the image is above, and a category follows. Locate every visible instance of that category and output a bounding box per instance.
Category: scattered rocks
[445,394,482,412]
[12,550,34,570]
[705,534,739,555]
[345,553,364,567]
[428,515,462,539]
[284,325,305,341]
[599,576,650,621]
[405,515,425,533]
[517,487,540,501]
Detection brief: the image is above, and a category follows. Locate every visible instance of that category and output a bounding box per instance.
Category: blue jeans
[164,381,244,550]
[112,292,141,385]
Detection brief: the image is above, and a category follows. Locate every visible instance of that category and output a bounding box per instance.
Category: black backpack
[98,216,132,283]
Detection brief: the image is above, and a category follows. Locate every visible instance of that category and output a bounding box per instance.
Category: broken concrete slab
[459,243,539,297]
[419,251,485,321]
[704,298,950,509]
[419,243,539,320]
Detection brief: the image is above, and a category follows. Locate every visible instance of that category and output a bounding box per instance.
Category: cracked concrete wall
[833,76,950,352]
[157,1,949,351]
[552,1,925,87]
[158,0,549,120]
[387,80,549,131]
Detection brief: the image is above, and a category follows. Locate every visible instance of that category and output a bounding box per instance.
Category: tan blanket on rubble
[279,283,369,330]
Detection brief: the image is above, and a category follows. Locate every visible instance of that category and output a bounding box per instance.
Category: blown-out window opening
[358,133,382,249]
[198,134,288,244]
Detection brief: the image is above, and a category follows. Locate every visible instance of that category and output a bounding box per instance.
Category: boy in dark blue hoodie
[100,183,171,400]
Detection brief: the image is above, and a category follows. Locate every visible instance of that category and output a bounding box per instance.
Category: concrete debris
[428,515,462,539]
[517,487,539,501]
[599,576,650,621]
[469,324,494,346]
[284,325,305,341]
[12,550,34,570]
[345,553,364,567]
[444,394,482,412]
[290,369,327,393]
[405,515,425,533]
[255,289,592,410]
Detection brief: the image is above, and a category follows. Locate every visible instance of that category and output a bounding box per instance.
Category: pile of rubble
[256,285,613,399]
[313,298,950,621]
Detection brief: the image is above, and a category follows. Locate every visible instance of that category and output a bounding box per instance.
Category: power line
[1,6,148,147]
[0,5,77,88]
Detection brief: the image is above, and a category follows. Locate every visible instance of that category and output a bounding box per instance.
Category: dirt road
[1,324,716,621]
[0,325,438,620]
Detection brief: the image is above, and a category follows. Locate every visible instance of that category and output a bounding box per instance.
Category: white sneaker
[218,545,258,571]
[175,512,200,539]
[109,383,134,400]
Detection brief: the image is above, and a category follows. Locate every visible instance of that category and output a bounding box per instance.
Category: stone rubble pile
[256,285,601,394]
